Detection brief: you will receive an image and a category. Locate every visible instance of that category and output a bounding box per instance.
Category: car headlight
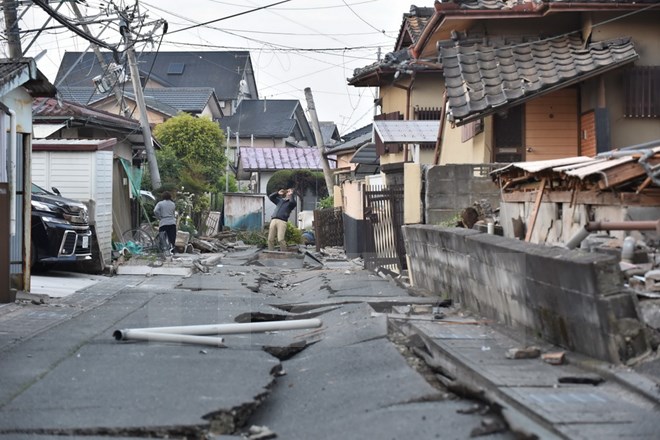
[41,215,70,225]
[32,201,54,212]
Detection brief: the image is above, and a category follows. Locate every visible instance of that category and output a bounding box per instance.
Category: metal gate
[364,184,406,273]
[313,207,344,251]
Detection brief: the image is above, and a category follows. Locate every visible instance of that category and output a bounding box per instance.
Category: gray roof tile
[239,147,324,171]
[218,100,310,140]
[57,86,215,114]
[441,36,638,124]
[55,51,255,101]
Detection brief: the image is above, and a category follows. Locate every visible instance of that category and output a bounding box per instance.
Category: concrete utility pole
[304,87,334,194]
[69,2,130,117]
[121,24,161,189]
[3,0,22,58]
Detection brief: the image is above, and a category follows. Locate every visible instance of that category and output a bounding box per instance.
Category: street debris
[542,351,566,365]
[505,346,541,359]
[470,415,508,437]
[245,425,277,440]
[113,318,323,347]
[558,374,605,386]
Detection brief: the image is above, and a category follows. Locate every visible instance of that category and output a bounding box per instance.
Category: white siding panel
[31,152,50,188]
[93,151,114,265]
[49,152,94,200]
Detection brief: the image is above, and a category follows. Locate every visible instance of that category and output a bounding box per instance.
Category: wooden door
[525,88,579,161]
[493,105,524,163]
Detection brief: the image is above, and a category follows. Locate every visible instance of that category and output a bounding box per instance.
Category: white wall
[32,150,114,265]
[93,151,113,265]
[32,151,94,199]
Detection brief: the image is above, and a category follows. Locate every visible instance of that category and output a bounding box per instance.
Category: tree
[266,169,328,207]
[152,113,227,227]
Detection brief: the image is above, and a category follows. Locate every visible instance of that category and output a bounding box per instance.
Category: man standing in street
[268,188,297,252]
[154,191,177,253]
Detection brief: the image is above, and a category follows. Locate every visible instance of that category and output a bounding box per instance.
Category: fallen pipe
[113,330,225,347]
[114,318,322,337]
[565,220,660,249]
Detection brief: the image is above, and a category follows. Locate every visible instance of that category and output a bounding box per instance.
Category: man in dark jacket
[268,188,296,251]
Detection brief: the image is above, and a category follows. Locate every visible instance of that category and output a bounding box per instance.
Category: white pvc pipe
[8,109,16,236]
[0,113,6,182]
[113,330,225,347]
[116,318,322,336]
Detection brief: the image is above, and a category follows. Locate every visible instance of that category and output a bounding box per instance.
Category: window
[624,66,659,118]
[167,63,185,75]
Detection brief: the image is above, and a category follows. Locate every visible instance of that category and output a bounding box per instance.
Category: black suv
[31,183,93,269]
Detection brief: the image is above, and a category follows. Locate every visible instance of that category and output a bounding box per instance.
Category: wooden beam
[598,162,647,189]
[525,178,546,242]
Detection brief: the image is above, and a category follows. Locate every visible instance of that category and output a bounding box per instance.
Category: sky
[7,0,424,136]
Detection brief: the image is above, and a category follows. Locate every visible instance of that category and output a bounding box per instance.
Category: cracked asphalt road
[0,248,516,439]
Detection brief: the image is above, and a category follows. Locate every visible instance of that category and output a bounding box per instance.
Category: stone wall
[402,225,649,364]
[425,164,501,225]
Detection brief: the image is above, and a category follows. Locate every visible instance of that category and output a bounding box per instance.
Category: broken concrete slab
[302,303,388,352]
[273,296,439,313]
[116,265,193,277]
[249,338,445,439]
[0,343,278,433]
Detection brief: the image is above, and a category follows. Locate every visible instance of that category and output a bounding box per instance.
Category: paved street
[0,247,659,439]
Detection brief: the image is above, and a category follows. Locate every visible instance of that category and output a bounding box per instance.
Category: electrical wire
[31,0,119,52]
[341,0,394,38]
[167,0,292,35]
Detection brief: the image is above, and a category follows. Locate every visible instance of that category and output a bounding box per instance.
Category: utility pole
[304,87,334,194]
[3,0,22,58]
[69,2,130,117]
[121,21,161,189]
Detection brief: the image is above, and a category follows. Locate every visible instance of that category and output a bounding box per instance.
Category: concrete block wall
[425,164,501,225]
[402,225,649,364]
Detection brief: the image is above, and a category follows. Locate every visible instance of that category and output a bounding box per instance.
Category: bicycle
[120,225,173,259]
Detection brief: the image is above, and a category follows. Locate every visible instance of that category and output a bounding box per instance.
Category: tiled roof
[55,51,255,100]
[439,0,659,11]
[239,147,323,171]
[397,5,435,45]
[441,36,638,124]
[32,97,140,129]
[57,86,215,114]
[319,121,340,145]
[218,100,301,138]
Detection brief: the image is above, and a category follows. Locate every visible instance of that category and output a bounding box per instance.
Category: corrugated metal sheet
[224,194,264,231]
[373,120,439,143]
[492,156,593,175]
[563,157,634,179]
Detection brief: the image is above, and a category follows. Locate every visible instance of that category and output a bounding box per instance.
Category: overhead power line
[31,0,119,53]
[167,0,292,35]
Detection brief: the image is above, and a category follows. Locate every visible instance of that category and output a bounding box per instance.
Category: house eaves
[440,36,639,126]
[0,58,56,98]
[32,138,117,152]
[32,97,141,131]
[326,132,372,155]
[411,1,657,60]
